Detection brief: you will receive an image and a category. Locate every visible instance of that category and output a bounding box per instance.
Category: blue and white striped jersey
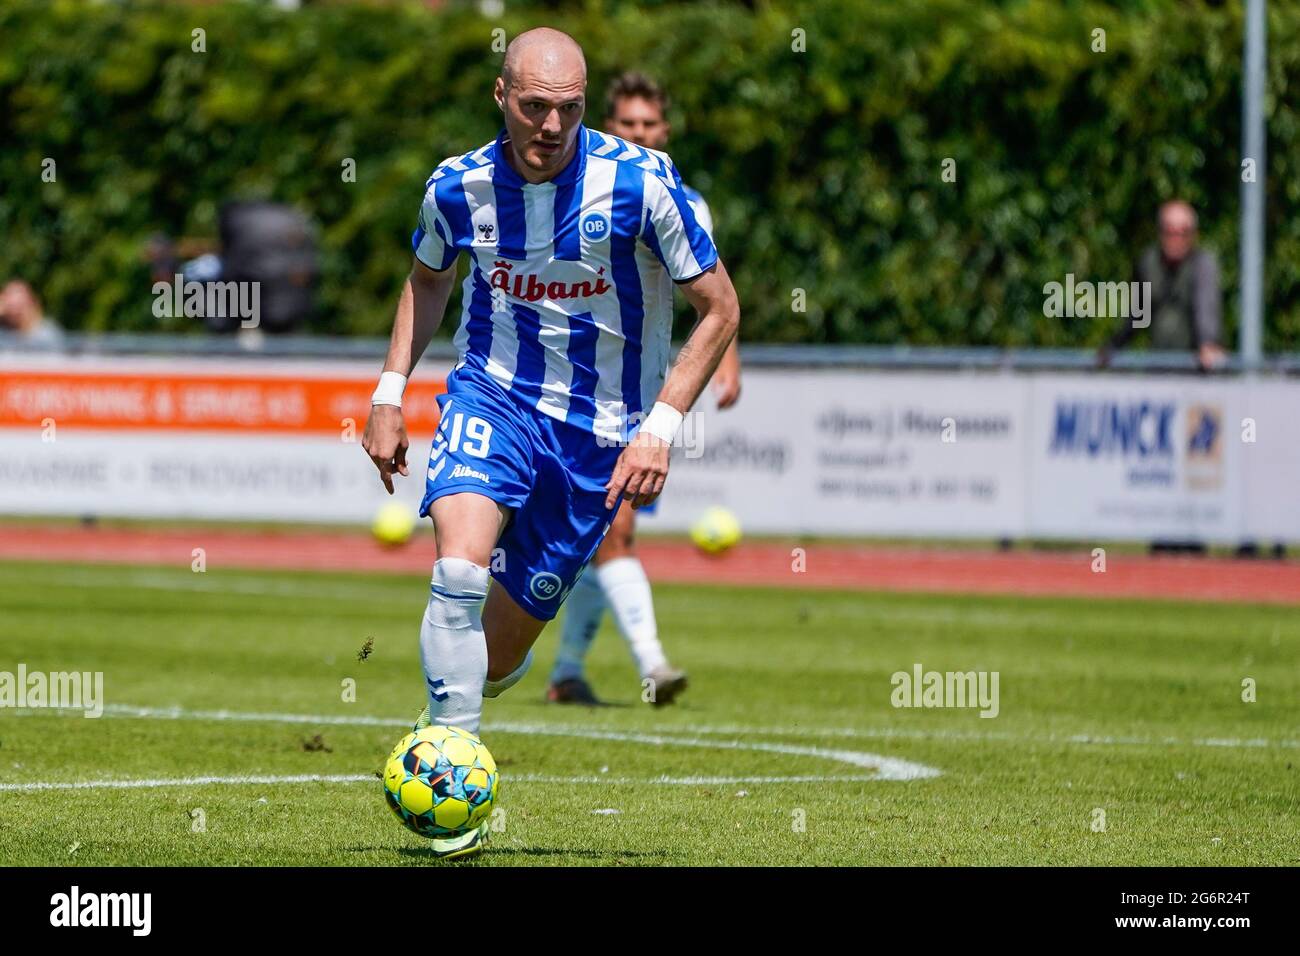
[412,125,718,441]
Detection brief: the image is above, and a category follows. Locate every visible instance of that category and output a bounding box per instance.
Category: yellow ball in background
[372,501,416,547]
[690,506,742,555]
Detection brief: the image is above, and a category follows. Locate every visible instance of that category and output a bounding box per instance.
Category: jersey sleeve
[411,183,458,272]
[688,192,715,238]
[641,157,718,283]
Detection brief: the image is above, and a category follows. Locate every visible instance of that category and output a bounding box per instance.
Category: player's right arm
[362,259,458,494]
[364,171,463,493]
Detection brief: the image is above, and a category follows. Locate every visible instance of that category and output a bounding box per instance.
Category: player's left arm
[605,259,740,509]
[689,192,743,409]
[711,335,742,409]
[662,260,741,412]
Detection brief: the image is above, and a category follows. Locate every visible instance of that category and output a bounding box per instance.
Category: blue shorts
[419,366,624,621]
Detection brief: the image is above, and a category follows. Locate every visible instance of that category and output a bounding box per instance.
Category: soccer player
[545,72,742,707]
[362,29,740,857]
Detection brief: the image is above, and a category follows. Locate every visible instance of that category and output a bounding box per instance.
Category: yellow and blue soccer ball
[690,506,742,555]
[382,725,498,838]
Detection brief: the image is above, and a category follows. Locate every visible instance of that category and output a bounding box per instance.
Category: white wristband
[371,371,408,408]
[639,401,683,445]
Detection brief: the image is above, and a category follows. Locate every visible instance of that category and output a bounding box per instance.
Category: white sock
[550,570,604,683]
[596,556,667,678]
[420,557,489,734]
[484,648,533,699]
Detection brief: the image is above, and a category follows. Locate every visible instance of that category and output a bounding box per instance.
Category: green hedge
[2,0,1298,349]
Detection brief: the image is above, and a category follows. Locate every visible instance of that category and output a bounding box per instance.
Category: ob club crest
[579,211,611,242]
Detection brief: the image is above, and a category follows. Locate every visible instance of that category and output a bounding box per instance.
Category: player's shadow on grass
[524,698,635,711]
[386,845,672,863]
[481,846,672,861]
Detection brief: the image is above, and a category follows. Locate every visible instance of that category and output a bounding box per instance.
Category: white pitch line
[6,703,943,782]
[0,773,375,792]
[494,725,943,780]
[88,705,925,774]
[0,772,885,794]
[13,702,1296,752]
[98,704,407,728]
[41,570,411,603]
[633,723,1300,751]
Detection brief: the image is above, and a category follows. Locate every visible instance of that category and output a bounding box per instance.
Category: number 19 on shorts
[435,412,493,459]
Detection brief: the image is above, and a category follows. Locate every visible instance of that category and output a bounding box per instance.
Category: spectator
[0,280,65,347]
[1099,200,1225,372]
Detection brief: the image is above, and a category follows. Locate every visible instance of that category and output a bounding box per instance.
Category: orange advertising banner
[0,370,447,434]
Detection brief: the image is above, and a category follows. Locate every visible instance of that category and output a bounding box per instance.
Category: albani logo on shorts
[449,464,490,483]
[529,572,563,601]
[489,261,612,302]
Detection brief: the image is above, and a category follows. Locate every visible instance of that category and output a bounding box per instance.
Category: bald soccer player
[546,71,742,708]
[362,29,740,858]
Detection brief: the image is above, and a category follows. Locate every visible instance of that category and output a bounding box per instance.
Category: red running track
[1,523,1297,605]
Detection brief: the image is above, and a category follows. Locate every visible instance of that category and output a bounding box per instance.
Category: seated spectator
[0,280,65,347]
[1098,200,1226,372]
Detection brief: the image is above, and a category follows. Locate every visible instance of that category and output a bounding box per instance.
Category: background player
[546,72,742,707]
[361,29,740,856]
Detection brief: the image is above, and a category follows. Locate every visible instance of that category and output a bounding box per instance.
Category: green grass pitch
[0,559,1296,866]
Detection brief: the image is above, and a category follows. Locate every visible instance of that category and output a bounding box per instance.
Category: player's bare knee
[427,494,510,567]
[430,523,496,567]
[435,542,496,567]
